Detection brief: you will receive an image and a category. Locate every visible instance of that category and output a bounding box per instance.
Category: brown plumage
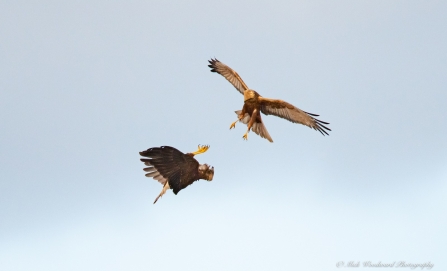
[208,58,331,142]
[140,145,214,204]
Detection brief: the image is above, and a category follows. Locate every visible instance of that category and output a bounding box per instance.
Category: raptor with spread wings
[208,58,331,142]
[140,145,214,204]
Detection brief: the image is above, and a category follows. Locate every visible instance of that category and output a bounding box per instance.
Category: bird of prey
[208,58,331,142]
[140,145,214,204]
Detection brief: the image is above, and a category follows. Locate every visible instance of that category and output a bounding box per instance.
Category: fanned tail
[235,110,273,142]
[252,121,273,142]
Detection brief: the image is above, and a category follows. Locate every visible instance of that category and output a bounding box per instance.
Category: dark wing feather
[208,58,249,95]
[140,146,200,194]
[259,97,331,136]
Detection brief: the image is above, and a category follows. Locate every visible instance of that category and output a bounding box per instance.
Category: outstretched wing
[208,58,249,95]
[259,97,331,136]
[140,146,200,194]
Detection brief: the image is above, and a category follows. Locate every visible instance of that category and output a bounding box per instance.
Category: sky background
[1,1,446,270]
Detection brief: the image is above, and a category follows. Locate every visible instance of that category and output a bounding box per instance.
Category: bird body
[140,145,214,204]
[208,58,331,142]
[244,89,259,102]
[235,89,273,141]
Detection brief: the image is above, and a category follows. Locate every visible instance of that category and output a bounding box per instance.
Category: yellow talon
[191,144,210,155]
[242,133,248,140]
[229,121,237,130]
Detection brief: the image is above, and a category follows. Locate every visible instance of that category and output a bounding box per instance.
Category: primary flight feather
[140,145,214,204]
[208,58,331,142]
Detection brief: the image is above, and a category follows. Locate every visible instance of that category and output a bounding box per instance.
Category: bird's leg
[243,109,257,140]
[230,114,243,130]
[191,145,210,155]
[229,120,237,130]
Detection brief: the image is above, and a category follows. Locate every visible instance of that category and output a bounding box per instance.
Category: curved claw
[242,133,248,140]
[229,121,237,130]
[191,145,210,155]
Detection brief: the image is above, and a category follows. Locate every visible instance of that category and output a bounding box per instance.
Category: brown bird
[208,58,331,142]
[140,145,214,204]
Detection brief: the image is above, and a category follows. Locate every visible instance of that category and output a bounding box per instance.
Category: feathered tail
[235,110,273,142]
[154,182,170,204]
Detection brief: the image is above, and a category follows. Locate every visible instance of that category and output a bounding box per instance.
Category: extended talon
[229,121,237,130]
[242,133,248,140]
[191,144,210,155]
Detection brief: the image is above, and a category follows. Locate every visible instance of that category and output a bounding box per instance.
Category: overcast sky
[1,1,446,270]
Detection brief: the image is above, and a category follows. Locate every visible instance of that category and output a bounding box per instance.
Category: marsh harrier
[208,58,331,142]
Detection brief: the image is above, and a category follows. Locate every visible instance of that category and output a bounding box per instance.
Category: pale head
[243,89,259,102]
[198,163,214,181]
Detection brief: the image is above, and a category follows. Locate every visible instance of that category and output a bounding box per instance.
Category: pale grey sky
[1,1,446,270]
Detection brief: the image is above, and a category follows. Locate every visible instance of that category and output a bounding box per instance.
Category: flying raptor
[140,145,214,204]
[208,58,331,142]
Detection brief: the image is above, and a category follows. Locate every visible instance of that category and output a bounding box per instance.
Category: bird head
[243,89,259,102]
[198,164,214,181]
